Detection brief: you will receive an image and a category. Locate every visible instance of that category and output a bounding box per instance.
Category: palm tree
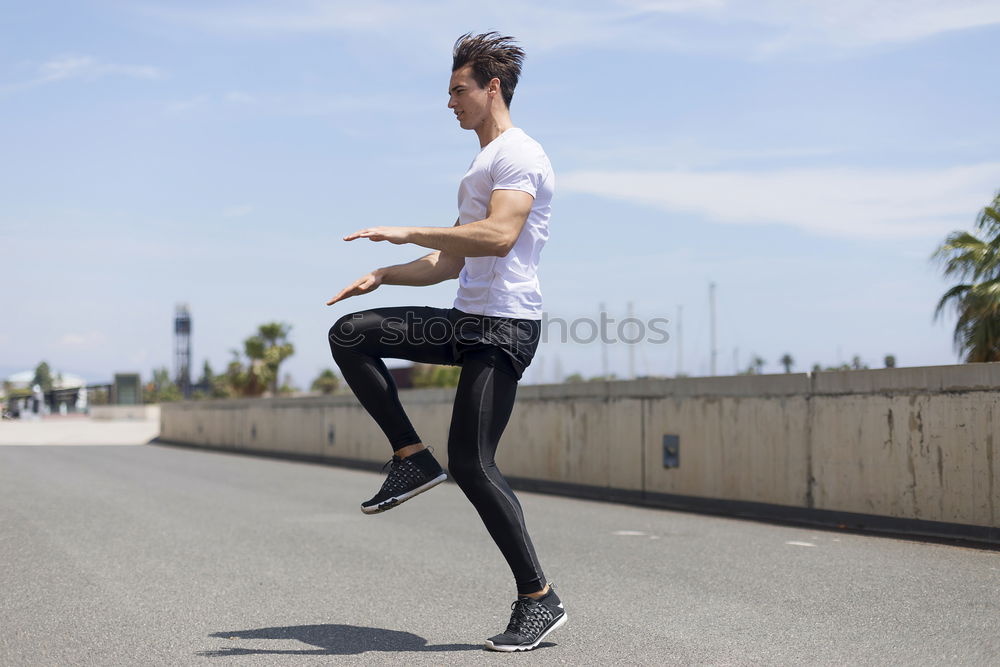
[779,353,794,373]
[250,322,295,395]
[311,369,341,395]
[932,190,1000,362]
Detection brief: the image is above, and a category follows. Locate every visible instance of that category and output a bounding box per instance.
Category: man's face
[448,65,491,131]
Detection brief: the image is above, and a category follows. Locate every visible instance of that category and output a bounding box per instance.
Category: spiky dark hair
[452,32,525,108]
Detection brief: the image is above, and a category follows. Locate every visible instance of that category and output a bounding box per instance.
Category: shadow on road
[196,624,555,656]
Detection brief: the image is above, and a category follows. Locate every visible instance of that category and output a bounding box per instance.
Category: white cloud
[164,94,210,114]
[58,331,108,348]
[136,0,1000,56]
[735,0,1000,54]
[1,55,163,94]
[37,55,162,82]
[559,162,1000,239]
[163,90,434,118]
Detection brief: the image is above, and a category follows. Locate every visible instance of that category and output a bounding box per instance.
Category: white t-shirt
[453,127,554,320]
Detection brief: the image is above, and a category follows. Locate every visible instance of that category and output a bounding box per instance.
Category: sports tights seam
[474,365,545,592]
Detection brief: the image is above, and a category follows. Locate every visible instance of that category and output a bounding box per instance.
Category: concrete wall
[90,404,161,422]
[159,363,1000,534]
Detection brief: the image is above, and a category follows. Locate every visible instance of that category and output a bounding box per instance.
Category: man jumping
[326,32,565,652]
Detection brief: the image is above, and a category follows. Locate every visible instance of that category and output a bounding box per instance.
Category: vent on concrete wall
[663,434,680,468]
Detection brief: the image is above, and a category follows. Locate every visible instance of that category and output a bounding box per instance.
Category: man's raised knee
[329,312,365,351]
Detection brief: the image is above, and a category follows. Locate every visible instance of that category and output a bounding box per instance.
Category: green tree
[194,360,231,399]
[779,353,794,373]
[218,322,295,398]
[932,189,1000,362]
[146,367,182,403]
[224,348,271,397]
[884,354,897,368]
[247,322,295,395]
[311,369,341,395]
[741,355,766,375]
[564,372,585,383]
[412,363,461,388]
[279,373,298,395]
[32,361,54,391]
[197,360,213,388]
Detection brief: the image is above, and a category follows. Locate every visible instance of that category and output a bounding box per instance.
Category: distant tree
[145,367,182,403]
[278,373,298,395]
[197,360,214,387]
[779,353,794,373]
[222,322,295,397]
[194,360,229,399]
[588,373,619,381]
[884,354,897,368]
[850,355,868,370]
[412,363,461,388]
[564,373,585,383]
[742,355,766,375]
[932,189,1000,362]
[254,322,295,395]
[311,369,341,395]
[813,360,859,372]
[32,361,54,392]
[224,348,270,397]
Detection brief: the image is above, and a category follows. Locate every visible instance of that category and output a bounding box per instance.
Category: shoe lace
[378,455,427,495]
[377,456,402,491]
[505,597,537,635]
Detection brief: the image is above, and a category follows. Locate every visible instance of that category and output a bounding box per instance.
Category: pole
[676,304,683,376]
[709,282,717,376]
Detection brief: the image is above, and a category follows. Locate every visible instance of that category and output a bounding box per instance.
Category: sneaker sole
[483,612,568,652]
[360,472,448,515]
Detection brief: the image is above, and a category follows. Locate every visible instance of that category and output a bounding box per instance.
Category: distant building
[3,370,105,417]
[4,370,86,391]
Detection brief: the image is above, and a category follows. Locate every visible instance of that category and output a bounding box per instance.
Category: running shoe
[360,449,447,515]
[484,583,567,652]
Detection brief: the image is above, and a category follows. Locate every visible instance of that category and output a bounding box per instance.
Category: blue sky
[3,0,1000,387]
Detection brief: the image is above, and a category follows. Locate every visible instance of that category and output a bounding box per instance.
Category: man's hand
[325,269,384,306]
[343,226,412,245]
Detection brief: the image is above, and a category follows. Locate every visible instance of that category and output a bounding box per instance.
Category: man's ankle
[396,443,426,458]
[522,584,550,599]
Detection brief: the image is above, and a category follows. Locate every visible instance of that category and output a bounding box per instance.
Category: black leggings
[328,305,546,595]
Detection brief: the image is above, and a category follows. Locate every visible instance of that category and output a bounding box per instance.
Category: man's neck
[475,111,514,148]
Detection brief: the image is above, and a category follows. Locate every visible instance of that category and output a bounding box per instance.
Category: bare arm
[379,249,464,286]
[343,189,534,258]
[326,220,464,306]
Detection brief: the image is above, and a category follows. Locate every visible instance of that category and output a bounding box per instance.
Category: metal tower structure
[174,303,192,399]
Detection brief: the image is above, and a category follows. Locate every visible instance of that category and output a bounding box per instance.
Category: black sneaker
[484,583,567,652]
[360,449,447,515]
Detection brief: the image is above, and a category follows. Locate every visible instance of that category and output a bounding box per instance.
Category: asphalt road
[1,441,998,666]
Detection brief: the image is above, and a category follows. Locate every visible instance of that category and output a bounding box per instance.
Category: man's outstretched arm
[343,189,534,258]
[326,221,464,306]
[380,249,464,286]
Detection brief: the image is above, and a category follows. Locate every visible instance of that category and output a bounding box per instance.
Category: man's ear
[489,77,501,97]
